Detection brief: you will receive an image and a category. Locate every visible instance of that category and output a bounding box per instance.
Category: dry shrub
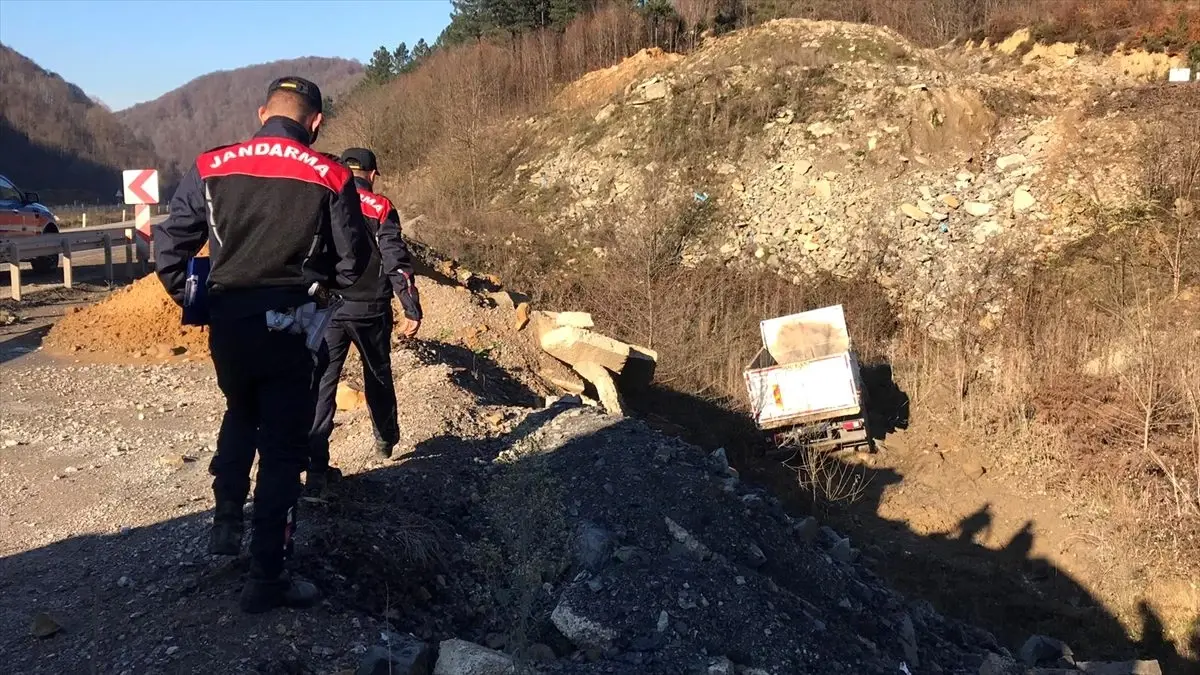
[739,0,1199,50]
[647,65,843,166]
[533,198,894,404]
[888,108,1200,539]
[783,441,870,506]
[326,2,680,181]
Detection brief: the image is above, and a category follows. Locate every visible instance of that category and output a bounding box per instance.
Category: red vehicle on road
[0,174,60,273]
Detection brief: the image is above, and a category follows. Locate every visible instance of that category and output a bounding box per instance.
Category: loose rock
[433,639,513,675]
[1020,635,1075,667]
[30,612,62,639]
[551,597,618,650]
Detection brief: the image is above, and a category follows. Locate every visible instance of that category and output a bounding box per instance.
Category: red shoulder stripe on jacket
[357,188,393,222]
[197,137,351,192]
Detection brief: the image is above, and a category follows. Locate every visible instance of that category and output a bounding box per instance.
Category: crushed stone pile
[297,400,1025,675]
[505,18,1182,338]
[45,275,210,359]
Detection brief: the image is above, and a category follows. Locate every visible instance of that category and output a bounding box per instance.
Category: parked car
[0,174,60,273]
[743,304,871,454]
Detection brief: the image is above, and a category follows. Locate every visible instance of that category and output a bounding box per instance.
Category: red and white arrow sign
[122,169,159,205]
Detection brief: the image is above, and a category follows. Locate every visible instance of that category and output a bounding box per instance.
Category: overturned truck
[744,305,871,454]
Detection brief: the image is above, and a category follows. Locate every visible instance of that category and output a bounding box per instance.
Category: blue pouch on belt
[182,256,210,326]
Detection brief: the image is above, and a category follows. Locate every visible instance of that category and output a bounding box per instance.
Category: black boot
[240,570,321,614]
[209,501,244,556]
[304,467,342,499]
[373,439,395,459]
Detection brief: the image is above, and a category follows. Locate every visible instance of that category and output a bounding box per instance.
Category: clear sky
[0,0,452,110]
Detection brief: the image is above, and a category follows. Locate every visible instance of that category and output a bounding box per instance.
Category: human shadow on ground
[620,365,1198,672]
[860,362,910,443]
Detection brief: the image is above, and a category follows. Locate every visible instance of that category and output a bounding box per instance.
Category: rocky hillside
[117,57,364,174]
[458,19,1192,337]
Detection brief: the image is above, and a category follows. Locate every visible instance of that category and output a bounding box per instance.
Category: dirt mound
[45,276,209,359]
[553,47,682,111]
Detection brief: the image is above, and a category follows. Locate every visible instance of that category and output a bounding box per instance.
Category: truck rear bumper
[768,417,870,456]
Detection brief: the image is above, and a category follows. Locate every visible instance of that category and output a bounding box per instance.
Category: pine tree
[412,39,433,64]
[365,46,396,84]
[549,0,584,27]
[393,42,412,73]
[440,0,488,45]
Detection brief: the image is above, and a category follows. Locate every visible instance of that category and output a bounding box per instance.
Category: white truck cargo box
[744,305,867,438]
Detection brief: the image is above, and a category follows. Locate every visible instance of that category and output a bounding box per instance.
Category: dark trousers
[208,314,316,577]
[310,309,399,471]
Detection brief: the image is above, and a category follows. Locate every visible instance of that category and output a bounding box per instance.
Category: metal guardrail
[1,216,165,301]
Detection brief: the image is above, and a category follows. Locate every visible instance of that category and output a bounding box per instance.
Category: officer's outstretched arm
[325,177,372,290]
[377,208,422,321]
[154,163,209,306]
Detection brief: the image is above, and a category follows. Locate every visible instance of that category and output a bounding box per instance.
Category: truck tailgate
[744,352,862,430]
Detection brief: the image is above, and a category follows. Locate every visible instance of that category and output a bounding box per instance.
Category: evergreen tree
[440,0,488,45]
[393,42,412,73]
[549,0,584,26]
[412,38,433,64]
[365,46,397,84]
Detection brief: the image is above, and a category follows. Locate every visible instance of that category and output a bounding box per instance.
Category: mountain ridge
[116,56,364,174]
[0,44,164,202]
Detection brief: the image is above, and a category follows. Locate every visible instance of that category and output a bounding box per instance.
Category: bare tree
[1142,122,1200,298]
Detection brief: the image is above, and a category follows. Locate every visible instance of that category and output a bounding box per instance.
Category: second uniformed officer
[155,77,371,613]
[307,147,422,494]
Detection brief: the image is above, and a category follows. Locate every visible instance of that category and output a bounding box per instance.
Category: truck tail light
[841,420,864,431]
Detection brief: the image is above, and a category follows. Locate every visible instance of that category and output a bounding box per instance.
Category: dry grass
[783,442,871,507]
[325,3,678,184]
[644,64,843,167]
[46,205,136,229]
[742,0,1200,51]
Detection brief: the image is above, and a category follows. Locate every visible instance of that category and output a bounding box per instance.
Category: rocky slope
[4,258,1170,673]
[486,19,1187,337]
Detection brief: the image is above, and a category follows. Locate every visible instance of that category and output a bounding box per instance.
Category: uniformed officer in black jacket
[307,147,422,494]
[154,76,371,613]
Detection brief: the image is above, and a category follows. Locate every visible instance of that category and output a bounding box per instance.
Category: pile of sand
[553,47,682,111]
[46,276,210,359]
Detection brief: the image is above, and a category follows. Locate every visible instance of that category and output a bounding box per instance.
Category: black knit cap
[267,76,323,113]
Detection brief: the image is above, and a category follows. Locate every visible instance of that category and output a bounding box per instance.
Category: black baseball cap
[267,76,323,113]
[341,148,380,174]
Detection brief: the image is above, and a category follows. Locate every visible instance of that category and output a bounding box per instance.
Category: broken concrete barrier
[541,326,630,373]
[572,361,626,416]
